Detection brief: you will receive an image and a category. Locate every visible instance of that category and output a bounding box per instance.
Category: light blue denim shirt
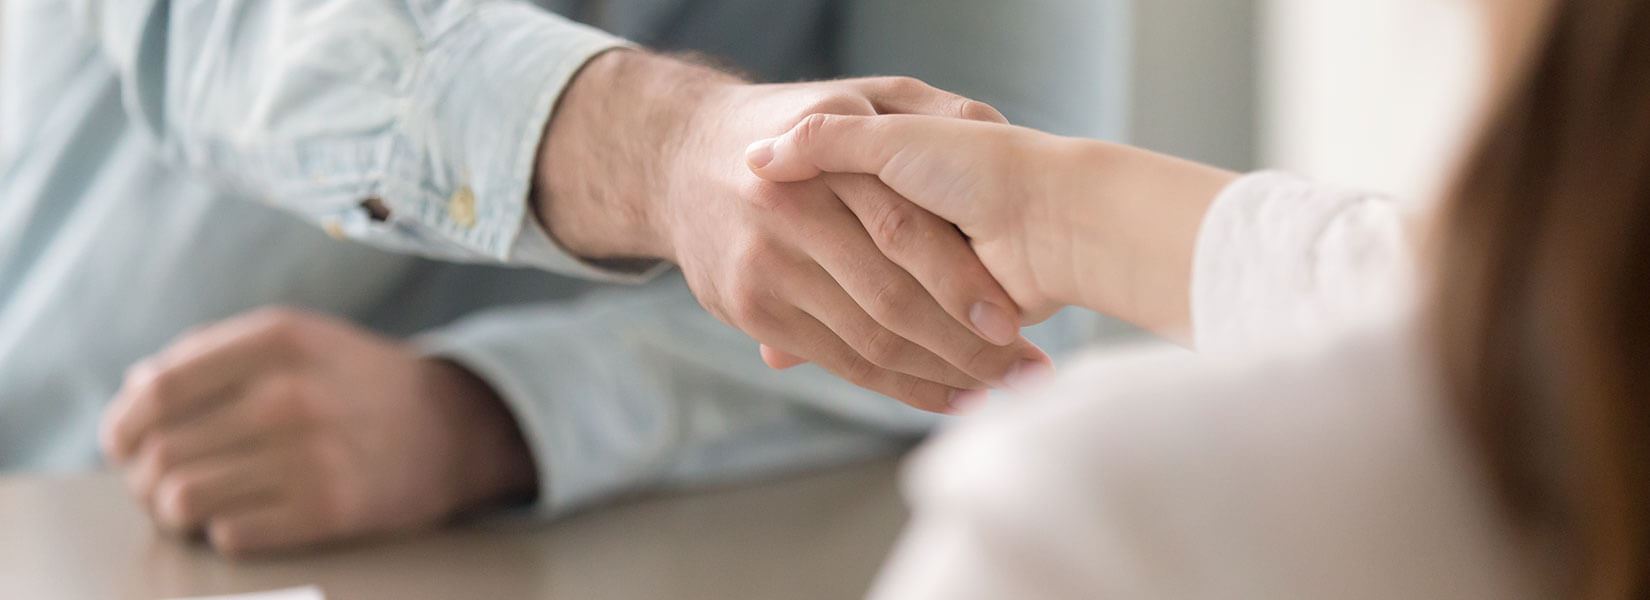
[1,0,1120,517]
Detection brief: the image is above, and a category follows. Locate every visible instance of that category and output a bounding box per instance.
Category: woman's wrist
[1015,137,1106,310]
[1035,139,1238,342]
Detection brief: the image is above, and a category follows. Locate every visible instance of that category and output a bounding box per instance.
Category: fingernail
[969,302,1019,346]
[746,138,777,170]
[1005,359,1054,390]
[948,389,992,413]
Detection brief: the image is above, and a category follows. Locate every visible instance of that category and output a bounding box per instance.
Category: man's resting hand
[100,308,536,556]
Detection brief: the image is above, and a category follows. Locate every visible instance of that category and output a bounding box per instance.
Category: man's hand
[99,308,536,557]
[535,52,1049,412]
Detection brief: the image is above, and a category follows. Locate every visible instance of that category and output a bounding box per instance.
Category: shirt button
[448,186,478,228]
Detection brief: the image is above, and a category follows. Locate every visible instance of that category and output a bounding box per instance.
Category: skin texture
[100,49,1053,555]
[91,0,1557,560]
[749,0,1555,350]
[747,115,1237,344]
[535,51,1051,412]
[100,308,536,557]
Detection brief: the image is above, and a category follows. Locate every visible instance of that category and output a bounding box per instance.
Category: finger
[760,345,808,370]
[125,377,301,501]
[148,449,282,534]
[852,76,1010,124]
[751,306,967,414]
[748,113,951,187]
[748,114,1008,236]
[768,344,1055,387]
[786,192,1030,385]
[205,501,331,557]
[786,263,981,389]
[746,113,883,183]
[102,310,304,462]
[825,175,1023,346]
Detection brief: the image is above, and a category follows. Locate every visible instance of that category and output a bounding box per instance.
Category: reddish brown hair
[1435,1,1650,596]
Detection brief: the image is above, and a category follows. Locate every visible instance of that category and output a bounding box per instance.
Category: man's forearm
[533,51,742,263]
[419,358,540,515]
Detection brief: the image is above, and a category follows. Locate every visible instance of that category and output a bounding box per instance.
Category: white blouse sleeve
[1191,172,1414,351]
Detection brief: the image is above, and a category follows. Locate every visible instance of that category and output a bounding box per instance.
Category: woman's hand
[746,114,1237,342]
[749,116,1072,321]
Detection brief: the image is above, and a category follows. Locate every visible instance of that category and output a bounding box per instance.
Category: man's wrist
[532,50,742,263]
[417,358,539,516]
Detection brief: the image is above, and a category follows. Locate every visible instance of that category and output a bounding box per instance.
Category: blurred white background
[1129,0,1487,202]
[1262,0,1485,202]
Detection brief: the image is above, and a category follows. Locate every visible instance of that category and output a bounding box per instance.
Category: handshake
[533,52,1102,413]
[535,51,1227,413]
[95,50,1231,556]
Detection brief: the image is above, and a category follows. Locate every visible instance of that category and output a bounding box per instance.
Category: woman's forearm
[1034,140,1238,343]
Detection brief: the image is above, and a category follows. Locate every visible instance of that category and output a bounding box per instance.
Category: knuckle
[122,359,162,391]
[792,112,836,150]
[248,308,314,353]
[870,203,923,253]
[156,477,201,524]
[127,360,165,391]
[268,375,322,423]
[858,326,907,368]
[130,367,182,411]
[843,356,883,388]
[880,76,930,97]
[799,93,873,120]
[171,487,209,524]
[963,342,1012,380]
[724,290,773,330]
[893,376,926,405]
[867,279,915,322]
[722,243,785,329]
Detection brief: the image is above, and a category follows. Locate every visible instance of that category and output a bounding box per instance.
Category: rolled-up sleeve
[413,278,941,518]
[72,0,657,281]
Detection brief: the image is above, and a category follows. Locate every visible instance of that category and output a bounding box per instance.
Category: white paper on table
[167,586,325,600]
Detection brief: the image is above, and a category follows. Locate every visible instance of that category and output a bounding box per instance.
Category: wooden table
[0,459,907,600]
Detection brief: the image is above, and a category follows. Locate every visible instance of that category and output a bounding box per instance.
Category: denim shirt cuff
[377,3,654,281]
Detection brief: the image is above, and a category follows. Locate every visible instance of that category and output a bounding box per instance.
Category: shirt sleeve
[412,277,941,518]
[1190,171,1415,352]
[70,0,662,282]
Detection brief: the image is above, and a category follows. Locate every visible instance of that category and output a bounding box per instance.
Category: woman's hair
[1435,0,1650,596]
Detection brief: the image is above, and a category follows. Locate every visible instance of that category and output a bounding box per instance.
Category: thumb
[746,114,905,183]
[745,137,822,183]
